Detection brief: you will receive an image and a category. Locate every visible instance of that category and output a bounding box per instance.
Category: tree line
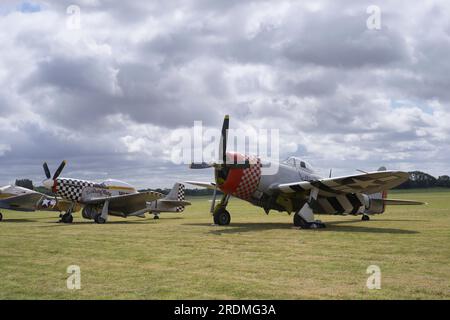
[13,171,450,196]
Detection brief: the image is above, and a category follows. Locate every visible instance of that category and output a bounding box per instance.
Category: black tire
[154,215,160,220]
[61,214,73,224]
[213,208,231,225]
[94,214,106,224]
[361,215,370,221]
[293,214,309,228]
[0,212,3,222]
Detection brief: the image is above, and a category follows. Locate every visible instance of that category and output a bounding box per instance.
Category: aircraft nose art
[221,154,262,200]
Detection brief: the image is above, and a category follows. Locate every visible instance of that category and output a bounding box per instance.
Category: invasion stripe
[346,193,363,214]
[328,197,345,214]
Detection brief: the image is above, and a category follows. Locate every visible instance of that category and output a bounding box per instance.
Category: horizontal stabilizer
[383,199,426,205]
[185,181,217,190]
[157,199,191,206]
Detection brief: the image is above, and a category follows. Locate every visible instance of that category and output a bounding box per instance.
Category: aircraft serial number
[217,304,276,315]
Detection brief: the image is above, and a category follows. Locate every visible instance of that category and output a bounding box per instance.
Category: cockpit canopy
[283,157,315,172]
[99,179,136,191]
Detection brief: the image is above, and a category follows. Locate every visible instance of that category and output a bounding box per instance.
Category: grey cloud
[1,0,450,187]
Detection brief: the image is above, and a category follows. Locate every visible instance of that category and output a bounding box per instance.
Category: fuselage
[215,152,380,216]
[51,178,137,203]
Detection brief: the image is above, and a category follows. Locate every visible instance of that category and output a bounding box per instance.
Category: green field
[0,190,449,299]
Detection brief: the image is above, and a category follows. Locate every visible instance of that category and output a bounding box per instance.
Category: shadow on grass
[35,219,163,227]
[184,220,419,235]
[0,218,39,223]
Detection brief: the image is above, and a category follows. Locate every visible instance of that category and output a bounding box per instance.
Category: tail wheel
[213,208,231,225]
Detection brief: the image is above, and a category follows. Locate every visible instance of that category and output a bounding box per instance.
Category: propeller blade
[190,162,213,169]
[43,162,51,179]
[52,160,67,180]
[219,115,229,166]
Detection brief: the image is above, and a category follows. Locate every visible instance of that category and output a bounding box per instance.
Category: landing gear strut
[361,214,370,221]
[212,194,231,226]
[293,188,326,229]
[94,200,109,224]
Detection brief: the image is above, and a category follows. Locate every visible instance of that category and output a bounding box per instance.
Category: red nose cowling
[218,152,262,201]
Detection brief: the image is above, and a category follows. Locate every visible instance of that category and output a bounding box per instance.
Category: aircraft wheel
[293,213,309,228]
[61,214,73,224]
[0,212,3,222]
[293,214,325,229]
[213,208,231,225]
[94,214,106,224]
[361,215,370,221]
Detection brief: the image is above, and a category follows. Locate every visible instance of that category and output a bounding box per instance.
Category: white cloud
[0,0,449,188]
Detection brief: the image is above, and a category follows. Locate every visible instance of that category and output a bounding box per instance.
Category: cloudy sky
[0,0,449,188]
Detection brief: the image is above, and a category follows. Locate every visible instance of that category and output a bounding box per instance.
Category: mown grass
[0,190,449,299]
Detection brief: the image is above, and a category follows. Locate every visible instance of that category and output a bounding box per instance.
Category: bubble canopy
[99,179,136,191]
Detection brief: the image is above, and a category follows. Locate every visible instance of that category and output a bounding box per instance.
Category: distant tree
[34,186,55,196]
[437,175,450,188]
[15,179,34,190]
[396,171,438,189]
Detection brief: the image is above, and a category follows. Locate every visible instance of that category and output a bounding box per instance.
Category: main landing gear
[0,211,3,222]
[212,194,231,226]
[361,214,370,221]
[293,187,326,229]
[94,200,109,224]
[59,203,76,224]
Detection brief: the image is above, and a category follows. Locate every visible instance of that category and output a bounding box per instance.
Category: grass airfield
[0,189,449,299]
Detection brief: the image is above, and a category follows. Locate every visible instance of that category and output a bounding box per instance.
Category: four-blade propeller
[42,160,66,190]
[189,115,252,170]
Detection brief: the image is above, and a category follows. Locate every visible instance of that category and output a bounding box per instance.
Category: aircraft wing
[0,192,44,211]
[185,181,217,190]
[274,171,410,197]
[83,191,164,215]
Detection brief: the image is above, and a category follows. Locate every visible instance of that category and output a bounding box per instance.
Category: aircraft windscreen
[283,157,315,172]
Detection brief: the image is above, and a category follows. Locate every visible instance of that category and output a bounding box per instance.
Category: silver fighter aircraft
[187,115,425,229]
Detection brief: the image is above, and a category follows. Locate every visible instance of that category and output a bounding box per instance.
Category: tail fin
[165,183,187,212]
[149,183,190,213]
